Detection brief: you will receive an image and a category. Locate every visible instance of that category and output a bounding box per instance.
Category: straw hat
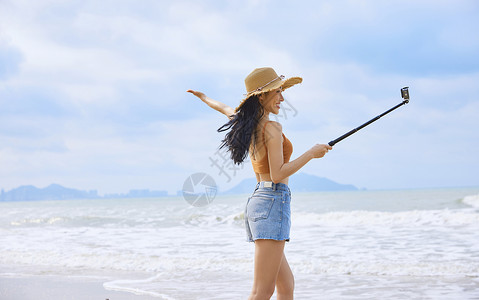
[234,67,302,113]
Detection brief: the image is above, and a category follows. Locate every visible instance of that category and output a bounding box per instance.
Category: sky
[0,0,478,195]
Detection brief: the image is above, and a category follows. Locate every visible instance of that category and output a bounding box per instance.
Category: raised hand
[187,89,206,101]
[186,90,235,119]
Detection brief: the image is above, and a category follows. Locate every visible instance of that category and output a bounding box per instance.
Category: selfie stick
[328,87,410,147]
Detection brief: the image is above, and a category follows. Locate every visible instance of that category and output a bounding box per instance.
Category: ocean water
[1,187,479,299]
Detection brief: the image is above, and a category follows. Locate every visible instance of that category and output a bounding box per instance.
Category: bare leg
[248,239,285,300]
[276,253,294,300]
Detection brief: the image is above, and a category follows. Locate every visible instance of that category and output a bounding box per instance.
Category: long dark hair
[218,95,264,165]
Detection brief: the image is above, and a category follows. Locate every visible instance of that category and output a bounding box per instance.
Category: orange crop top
[251,121,293,174]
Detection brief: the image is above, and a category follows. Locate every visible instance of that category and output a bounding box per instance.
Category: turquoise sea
[1,187,479,299]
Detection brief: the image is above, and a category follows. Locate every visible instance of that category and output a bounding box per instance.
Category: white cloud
[0,0,478,193]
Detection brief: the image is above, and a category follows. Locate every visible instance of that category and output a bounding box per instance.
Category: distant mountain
[222,173,358,194]
[0,184,169,202]
[0,184,98,202]
[0,175,357,202]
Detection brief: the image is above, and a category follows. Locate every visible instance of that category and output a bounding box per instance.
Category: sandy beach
[0,275,160,300]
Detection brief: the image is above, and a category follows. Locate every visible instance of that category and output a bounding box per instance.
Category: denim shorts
[245,182,291,242]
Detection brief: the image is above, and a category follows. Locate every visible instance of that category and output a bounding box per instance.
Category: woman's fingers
[186,90,205,98]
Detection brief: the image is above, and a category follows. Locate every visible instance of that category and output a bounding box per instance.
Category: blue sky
[0,0,478,194]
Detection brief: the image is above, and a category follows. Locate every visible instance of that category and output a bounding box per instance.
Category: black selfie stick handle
[328,87,410,147]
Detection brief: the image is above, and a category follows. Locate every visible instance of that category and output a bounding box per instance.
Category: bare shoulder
[265,121,282,131]
[264,121,283,139]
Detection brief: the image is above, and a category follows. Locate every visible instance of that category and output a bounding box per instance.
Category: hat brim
[234,76,302,113]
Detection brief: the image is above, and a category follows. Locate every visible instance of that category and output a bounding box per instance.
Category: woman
[188,67,332,300]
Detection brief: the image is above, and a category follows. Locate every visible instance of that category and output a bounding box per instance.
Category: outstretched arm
[187,90,235,120]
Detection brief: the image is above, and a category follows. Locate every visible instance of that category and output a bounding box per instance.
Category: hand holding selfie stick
[328,87,410,147]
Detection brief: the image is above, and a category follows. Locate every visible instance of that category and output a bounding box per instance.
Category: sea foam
[462,193,479,209]
[293,209,479,227]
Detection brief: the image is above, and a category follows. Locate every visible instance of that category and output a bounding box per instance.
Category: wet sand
[0,275,161,300]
